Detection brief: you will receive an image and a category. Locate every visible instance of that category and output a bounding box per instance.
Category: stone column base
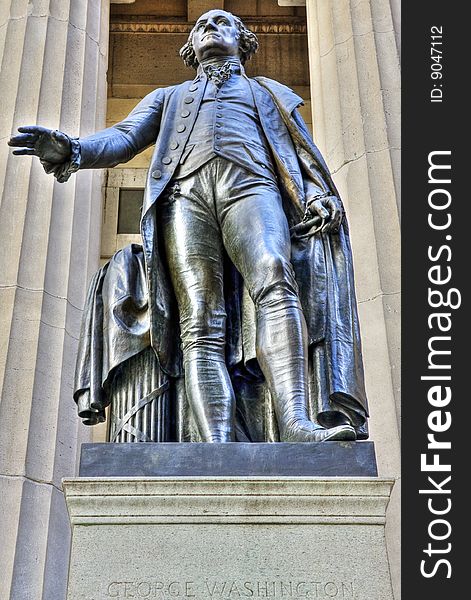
[63,477,395,600]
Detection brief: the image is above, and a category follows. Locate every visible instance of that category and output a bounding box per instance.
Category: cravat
[203,62,234,88]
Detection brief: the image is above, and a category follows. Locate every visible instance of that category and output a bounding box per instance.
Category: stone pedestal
[64,476,395,600]
[79,442,378,477]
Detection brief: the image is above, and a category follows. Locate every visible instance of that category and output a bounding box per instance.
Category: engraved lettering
[168,582,181,596]
[206,580,225,597]
[106,579,358,598]
[256,581,275,597]
[280,581,292,596]
[185,582,196,597]
[243,582,254,597]
[324,582,339,597]
[341,582,354,597]
[295,582,307,596]
[227,581,242,596]
[137,582,151,597]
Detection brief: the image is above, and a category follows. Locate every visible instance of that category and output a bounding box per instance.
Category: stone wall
[304,1,401,597]
[0,2,109,598]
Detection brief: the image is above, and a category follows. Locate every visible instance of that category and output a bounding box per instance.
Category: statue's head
[180,10,259,69]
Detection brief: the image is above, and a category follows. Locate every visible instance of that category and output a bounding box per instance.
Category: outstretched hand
[306,194,343,234]
[8,126,71,164]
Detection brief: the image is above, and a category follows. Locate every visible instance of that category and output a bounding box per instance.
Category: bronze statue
[9,10,368,443]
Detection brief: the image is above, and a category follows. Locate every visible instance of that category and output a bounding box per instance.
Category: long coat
[74,72,369,438]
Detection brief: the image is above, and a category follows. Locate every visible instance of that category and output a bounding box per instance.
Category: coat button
[170,141,179,150]
[152,170,162,179]
[189,85,198,92]
[177,124,186,133]
[162,156,172,165]
[181,109,190,118]
[184,96,194,104]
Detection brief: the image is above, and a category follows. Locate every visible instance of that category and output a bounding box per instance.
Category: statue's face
[192,10,240,63]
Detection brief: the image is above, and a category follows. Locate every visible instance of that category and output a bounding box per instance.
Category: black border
[402,4,466,597]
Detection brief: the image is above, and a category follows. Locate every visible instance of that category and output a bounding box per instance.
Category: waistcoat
[174,67,276,182]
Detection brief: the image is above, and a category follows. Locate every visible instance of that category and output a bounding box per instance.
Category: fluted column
[0,1,109,599]
[305,0,400,597]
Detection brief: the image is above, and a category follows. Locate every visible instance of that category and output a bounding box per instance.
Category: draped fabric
[74,241,368,441]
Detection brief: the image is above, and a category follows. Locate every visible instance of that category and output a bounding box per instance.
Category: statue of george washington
[9,10,369,443]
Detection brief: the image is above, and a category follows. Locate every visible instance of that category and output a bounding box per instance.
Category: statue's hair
[180,13,259,69]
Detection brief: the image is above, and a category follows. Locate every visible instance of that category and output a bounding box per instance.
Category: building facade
[0,1,400,598]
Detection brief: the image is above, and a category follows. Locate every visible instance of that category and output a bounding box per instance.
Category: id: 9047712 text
[430,26,443,103]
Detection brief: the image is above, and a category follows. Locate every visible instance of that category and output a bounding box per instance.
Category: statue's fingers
[324,199,342,230]
[320,207,335,233]
[50,129,67,140]
[321,214,338,233]
[329,208,343,231]
[311,200,329,220]
[323,221,337,234]
[12,148,38,156]
[8,134,36,147]
[17,125,49,135]
[321,220,331,233]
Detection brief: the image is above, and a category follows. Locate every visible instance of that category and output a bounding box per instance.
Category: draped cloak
[73,75,369,440]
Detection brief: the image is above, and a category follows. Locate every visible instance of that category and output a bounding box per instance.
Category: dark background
[402,3,467,597]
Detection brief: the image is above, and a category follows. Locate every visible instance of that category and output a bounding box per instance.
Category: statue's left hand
[306,194,343,233]
[8,126,71,164]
